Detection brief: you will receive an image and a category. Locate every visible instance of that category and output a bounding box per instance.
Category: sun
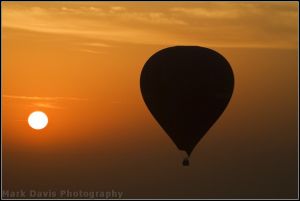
[28,111,48,130]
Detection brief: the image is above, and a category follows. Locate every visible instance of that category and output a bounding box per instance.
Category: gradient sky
[2,2,298,199]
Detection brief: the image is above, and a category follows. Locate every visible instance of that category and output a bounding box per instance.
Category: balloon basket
[182,158,190,166]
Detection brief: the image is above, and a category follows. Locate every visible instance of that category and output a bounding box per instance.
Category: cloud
[2,2,298,49]
[170,7,239,19]
[169,3,298,48]
[3,95,88,109]
[110,6,126,12]
[31,102,63,109]
[81,42,112,47]
[3,95,87,101]
[77,48,104,54]
[117,11,187,25]
[2,5,186,46]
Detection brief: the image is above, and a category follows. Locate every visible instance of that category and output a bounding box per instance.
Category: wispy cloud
[30,102,63,109]
[110,6,126,12]
[77,48,104,54]
[3,95,87,110]
[2,6,185,46]
[2,2,298,48]
[170,7,239,19]
[82,42,112,47]
[3,94,88,101]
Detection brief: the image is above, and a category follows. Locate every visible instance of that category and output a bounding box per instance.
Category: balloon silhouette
[140,46,234,166]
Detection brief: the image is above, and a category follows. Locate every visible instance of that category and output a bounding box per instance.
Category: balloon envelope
[140,46,234,157]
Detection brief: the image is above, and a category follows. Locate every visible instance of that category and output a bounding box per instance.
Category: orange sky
[2,2,298,199]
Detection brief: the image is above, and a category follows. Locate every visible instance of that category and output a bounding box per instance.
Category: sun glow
[28,111,48,130]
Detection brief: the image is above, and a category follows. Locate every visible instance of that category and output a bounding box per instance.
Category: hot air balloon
[140,46,234,166]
